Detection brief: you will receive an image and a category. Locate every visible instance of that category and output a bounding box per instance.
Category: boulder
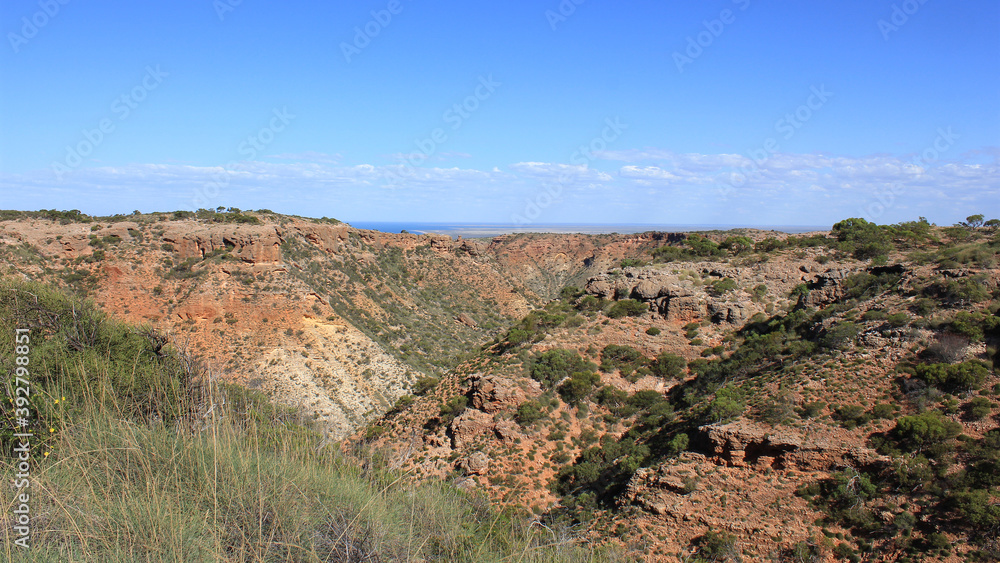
[459,239,487,256]
[449,409,494,449]
[468,375,524,413]
[456,452,490,476]
[586,278,615,299]
[634,279,666,300]
[707,301,755,325]
[658,293,707,323]
[455,313,478,329]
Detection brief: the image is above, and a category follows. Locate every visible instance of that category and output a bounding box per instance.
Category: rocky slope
[3,211,997,561]
[0,211,662,438]
[349,226,1000,561]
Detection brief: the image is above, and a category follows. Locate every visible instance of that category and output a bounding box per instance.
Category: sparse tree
[720,236,754,255]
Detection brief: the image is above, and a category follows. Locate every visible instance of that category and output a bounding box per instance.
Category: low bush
[605,299,647,319]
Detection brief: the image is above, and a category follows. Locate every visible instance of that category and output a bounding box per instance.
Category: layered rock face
[696,420,886,470]
[584,267,762,325]
[162,223,284,263]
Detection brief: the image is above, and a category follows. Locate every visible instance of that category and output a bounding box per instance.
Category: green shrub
[667,433,689,456]
[720,236,754,255]
[887,312,910,327]
[558,371,601,404]
[799,401,826,418]
[790,283,810,298]
[530,349,596,388]
[891,410,962,454]
[870,403,896,420]
[600,344,645,376]
[708,385,745,423]
[576,295,604,312]
[835,404,868,428]
[820,321,859,350]
[626,390,664,410]
[708,277,737,296]
[412,376,439,395]
[515,401,546,425]
[645,327,661,336]
[950,489,1000,528]
[967,397,994,420]
[559,286,584,300]
[831,217,891,261]
[862,310,888,321]
[760,394,795,424]
[684,234,725,257]
[651,351,686,379]
[755,237,786,253]
[695,530,741,561]
[439,395,468,420]
[0,279,197,448]
[914,360,990,391]
[605,299,647,319]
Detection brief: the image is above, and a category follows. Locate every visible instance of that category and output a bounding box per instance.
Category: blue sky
[0,0,997,227]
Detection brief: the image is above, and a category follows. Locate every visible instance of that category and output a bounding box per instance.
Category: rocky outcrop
[458,238,487,256]
[467,375,525,413]
[584,269,759,325]
[456,452,490,476]
[449,409,494,449]
[698,420,886,470]
[455,313,478,329]
[707,301,753,325]
[162,224,283,264]
[657,291,708,323]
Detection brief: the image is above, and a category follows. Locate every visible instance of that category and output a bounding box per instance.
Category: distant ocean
[346,222,828,239]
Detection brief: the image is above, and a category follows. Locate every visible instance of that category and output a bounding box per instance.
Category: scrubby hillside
[0,278,624,562]
[354,217,1000,562]
[0,209,664,438]
[3,210,998,561]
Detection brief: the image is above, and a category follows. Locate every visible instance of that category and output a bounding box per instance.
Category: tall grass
[0,279,625,562]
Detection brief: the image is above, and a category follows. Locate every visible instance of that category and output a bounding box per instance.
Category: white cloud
[0,148,996,225]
